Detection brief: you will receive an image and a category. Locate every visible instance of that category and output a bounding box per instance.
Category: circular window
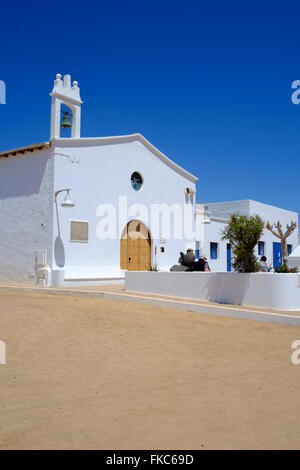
[131,172,143,191]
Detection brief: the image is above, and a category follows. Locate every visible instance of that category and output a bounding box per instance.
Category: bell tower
[50,74,82,139]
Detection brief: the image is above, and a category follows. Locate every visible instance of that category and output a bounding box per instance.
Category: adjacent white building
[198,199,299,272]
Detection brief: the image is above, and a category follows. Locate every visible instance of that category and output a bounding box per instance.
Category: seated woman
[257,256,270,272]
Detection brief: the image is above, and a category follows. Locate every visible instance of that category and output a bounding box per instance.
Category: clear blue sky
[1,0,300,216]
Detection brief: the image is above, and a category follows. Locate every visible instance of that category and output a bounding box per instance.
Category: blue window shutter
[258,241,265,256]
[210,242,218,260]
[227,244,231,272]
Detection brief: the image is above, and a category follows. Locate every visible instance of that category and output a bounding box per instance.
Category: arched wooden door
[120,220,151,271]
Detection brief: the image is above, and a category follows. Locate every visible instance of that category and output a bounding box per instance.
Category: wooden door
[127,237,139,270]
[120,221,151,270]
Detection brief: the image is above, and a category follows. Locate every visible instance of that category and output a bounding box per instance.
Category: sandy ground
[0,290,300,450]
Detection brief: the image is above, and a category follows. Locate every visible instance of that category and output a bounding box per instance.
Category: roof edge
[51,133,198,182]
[0,133,198,183]
[206,199,298,215]
[0,141,51,159]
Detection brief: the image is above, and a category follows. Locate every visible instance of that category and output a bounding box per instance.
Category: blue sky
[1,0,300,216]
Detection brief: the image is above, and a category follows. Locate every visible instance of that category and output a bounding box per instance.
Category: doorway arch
[120,220,151,271]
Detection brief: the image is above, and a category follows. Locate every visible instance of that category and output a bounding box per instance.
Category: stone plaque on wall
[70,220,89,242]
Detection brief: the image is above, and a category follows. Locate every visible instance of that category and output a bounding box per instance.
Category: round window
[131,172,143,191]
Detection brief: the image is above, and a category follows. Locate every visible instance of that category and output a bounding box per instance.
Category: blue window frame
[258,241,265,256]
[287,244,292,255]
[210,242,218,260]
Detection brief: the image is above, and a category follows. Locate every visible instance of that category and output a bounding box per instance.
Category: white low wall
[288,257,300,272]
[125,272,300,310]
[51,267,124,287]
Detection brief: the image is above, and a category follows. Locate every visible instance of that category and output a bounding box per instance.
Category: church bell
[60,111,72,128]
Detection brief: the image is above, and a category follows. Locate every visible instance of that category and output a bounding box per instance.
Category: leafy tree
[221,213,264,272]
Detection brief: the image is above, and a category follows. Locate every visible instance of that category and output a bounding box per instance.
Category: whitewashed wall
[125,271,300,310]
[51,137,196,280]
[0,149,54,284]
[202,217,227,271]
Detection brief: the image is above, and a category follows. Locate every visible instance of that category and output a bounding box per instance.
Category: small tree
[265,220,297,264]
[221,213,264,272]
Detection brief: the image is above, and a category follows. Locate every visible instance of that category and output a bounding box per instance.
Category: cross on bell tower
[50,74,82,139]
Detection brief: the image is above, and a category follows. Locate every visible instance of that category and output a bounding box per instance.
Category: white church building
[0,74,298,286]
[0,74,198,286]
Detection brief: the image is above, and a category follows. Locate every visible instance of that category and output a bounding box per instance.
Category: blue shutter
[273,242,282,268]
[210,242,218,260]
[227,244,231,272]
[258,241,265,256]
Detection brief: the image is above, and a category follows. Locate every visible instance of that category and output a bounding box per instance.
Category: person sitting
[178,249,195,268]
[170,249,195,271]
[257,256,270,272]
[193,254,211,272]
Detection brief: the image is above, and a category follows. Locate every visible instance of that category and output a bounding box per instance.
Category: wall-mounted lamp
[203,211,211,224]
[54,189,75,207]
[184,187,195,195]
